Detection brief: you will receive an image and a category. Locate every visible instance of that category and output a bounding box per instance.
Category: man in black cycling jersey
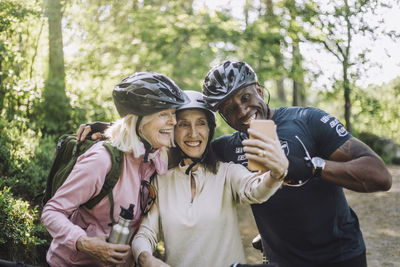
[203,60,392,267]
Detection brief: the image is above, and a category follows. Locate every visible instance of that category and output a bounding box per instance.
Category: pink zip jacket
[41,141,167,267]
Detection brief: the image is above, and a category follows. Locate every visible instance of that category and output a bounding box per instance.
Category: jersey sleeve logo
[235,147,244,153]
[320,114,332,123]
[336,124,348,137]
[238,154,247,162]
[320,114,348,137]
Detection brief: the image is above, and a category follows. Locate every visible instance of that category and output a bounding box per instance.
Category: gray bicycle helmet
[202,60,257,111]
[176,90,216,174]
[113,72,189,117]
[176,90,216,129]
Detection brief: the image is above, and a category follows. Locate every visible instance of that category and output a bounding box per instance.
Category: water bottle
[108,204,134,244]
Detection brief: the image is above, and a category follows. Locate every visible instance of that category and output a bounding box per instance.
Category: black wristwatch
[311,157,326,178]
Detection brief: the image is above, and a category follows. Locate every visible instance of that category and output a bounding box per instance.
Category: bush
[358,132,400,165]
[0,118,58,265]
[0,118,56,201]
[0,187,49,265]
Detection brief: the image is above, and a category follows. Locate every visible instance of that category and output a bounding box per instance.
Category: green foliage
[0,118,55,201]
[0,116,52,264]
[63,0,241,101]
[0,0,42,119]
[352,78,400,145]
[0,187,49,264]
[214,113,235,139]
[240,19,284,82]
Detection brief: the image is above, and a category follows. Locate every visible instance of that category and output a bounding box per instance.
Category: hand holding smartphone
[247,120,278,171]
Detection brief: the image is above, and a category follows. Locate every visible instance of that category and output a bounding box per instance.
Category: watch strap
[313,166,323,178]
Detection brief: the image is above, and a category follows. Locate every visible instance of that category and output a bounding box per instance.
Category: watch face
[311,157,325,178]
[312,157,325,167]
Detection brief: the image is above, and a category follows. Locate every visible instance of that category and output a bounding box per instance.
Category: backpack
[42,134,123,225]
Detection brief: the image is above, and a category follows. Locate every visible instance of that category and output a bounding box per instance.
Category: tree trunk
[265,0,286,103]
[276,68,285,103]
[0,58,4,114]
[43,0,71,134]
[244,0,251,27]
[265,0,273,12]
[343,61,351,132]
[47,0,65,84]
[133,0,138,10]
[343,0,352,132]
[292,41,305,106]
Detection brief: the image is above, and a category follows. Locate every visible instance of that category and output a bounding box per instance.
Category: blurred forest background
[1,0,399,265]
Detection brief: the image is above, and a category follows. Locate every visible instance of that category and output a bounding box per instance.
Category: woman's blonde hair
[105,113,174,158]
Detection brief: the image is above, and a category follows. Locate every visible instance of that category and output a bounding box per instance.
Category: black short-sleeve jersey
[212,107,365,266]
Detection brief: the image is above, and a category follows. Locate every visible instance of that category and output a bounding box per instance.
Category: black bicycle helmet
[113,72,189,117]
[202,60,257,111]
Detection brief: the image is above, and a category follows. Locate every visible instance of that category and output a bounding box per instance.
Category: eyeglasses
[284,178,311,187]
[140,180,157,215]
[284,135,313,187]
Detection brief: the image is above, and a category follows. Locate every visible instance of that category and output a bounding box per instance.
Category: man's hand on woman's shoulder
[76,121,111,141]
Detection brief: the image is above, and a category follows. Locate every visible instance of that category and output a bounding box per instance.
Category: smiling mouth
[184,141,202,147]
[242,113,256,125]
[159,129,173,135]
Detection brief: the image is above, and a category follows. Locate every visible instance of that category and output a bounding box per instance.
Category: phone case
[247,120,277,171]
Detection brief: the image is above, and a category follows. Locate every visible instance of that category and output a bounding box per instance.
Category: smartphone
[247,120,277,171]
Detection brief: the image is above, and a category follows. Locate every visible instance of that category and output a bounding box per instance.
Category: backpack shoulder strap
[42,134,99,206]
[83,142,123,213]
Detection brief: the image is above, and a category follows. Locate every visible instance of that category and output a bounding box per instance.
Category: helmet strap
[265,92,271,120]
[136,116,154,162]
[219,111,229,125]
[177,144,201,175]
[184,157,201,175]
[176,145,205,175]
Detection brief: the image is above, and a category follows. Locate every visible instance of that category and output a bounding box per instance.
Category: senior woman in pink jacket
[41,72,189,267]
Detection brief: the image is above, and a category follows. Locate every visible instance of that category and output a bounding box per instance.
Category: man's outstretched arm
[322,137,392,192]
